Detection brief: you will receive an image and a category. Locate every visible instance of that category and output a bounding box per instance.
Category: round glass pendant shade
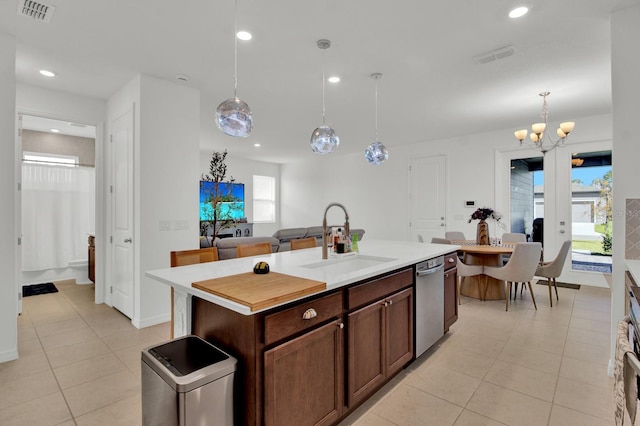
[216,97,253,137]
[365,141,388,165]
[310,125,339,154]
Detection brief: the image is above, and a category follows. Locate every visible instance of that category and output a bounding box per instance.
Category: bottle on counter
[351,234,359,253]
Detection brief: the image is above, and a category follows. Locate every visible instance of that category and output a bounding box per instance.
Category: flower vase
[476,220,490,245]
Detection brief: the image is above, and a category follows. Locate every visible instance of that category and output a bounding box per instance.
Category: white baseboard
[133,312,171,330]
[0,348,18,363]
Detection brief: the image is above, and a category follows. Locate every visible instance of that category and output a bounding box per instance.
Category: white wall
[199,152,281,237]
[106,74,201,328]
[17,83,105,125]
[138,75,201,327]
[0,33,17,363]
[280,114,612,242]
[611,4,640,371]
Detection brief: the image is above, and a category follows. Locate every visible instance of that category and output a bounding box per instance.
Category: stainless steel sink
[301,255,396,273]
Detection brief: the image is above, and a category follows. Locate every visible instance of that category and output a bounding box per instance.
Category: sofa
[200,226,364,260]
[272,226,365,252]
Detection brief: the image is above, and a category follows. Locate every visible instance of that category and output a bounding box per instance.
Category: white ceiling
[2,0,638,163]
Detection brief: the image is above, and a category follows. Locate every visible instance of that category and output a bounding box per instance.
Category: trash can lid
[149,335,229,376]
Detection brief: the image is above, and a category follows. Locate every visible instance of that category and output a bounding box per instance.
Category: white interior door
[111,108,134,318]
[409,155,446,243]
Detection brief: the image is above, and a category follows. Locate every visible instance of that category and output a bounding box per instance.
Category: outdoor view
[533,151,612,273]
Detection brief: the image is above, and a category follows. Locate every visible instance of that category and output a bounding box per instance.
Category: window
[23,152,79,167]
[253,175,275,222]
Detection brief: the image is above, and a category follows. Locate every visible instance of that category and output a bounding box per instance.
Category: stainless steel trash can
[141,335,237,426]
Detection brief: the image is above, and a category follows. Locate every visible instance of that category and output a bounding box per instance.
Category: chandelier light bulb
[514,129,527,142]
[560,121,575,134]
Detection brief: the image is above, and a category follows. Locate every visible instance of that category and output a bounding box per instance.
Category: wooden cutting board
[192,271,326,312]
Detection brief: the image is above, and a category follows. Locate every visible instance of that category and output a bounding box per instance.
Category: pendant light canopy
[216,0,252,138]
[310,39,339,154]
[365,73,388,165]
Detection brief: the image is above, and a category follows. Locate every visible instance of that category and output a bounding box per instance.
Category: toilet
[68,259,91,285]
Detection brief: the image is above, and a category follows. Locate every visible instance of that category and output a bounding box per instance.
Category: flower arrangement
[468,207,503,225]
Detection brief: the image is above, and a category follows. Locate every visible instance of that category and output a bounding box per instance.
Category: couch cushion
[272,228,307,243]
[215,236,280,260]
[304,226,324,239]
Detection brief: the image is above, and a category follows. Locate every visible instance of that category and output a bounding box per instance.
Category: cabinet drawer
[444,252,457,271]
[348,268,413,310]
[264,291,343,345]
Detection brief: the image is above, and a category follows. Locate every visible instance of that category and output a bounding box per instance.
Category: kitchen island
[146,239,459,426]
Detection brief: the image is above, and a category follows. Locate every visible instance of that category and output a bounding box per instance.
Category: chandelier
[514,91,575,154]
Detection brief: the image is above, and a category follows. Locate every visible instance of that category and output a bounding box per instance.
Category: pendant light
[310,39,339,154]
[364,73,389,165]
[216,0,252,138]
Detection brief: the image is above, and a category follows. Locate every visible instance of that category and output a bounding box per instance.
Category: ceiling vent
[17,0,56,23]
[473,45,515,64]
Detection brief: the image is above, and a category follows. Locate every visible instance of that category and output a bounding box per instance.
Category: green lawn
[572,239,610,256]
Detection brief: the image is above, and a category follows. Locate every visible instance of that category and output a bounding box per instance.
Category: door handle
[124,238,132,243]
[559,230,565,234]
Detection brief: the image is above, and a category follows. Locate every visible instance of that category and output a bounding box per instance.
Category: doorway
[18,114,97,310]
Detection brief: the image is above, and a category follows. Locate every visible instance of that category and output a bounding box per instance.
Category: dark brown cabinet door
[348,287,414,408]
[264,319,344,426]
[443,266,458,332]
[348,299,385,407]
[385,287,413,376]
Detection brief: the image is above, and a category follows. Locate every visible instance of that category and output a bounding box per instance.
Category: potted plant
[468,207,504,245]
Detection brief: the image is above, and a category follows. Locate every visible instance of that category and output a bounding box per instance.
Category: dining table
[451,240,517,300]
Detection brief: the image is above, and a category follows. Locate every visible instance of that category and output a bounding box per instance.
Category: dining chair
[237,241,272,258]
[500,233,527,283]
[445,231,466,241]
[169,247,219,338]
[431,237,484,303]
[535,240,572,307]
[431,237,452,244]
[290,237,317,250]
[483,242,542,311]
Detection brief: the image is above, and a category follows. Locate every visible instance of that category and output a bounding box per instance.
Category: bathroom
[20,115,96,291]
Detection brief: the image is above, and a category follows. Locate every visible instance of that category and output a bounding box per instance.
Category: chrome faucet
[322,202,350,259]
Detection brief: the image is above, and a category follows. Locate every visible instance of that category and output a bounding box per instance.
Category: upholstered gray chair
[484,242,542,311]
[445,231,466,241]
[500,233,528,289]
[431,237,451,244]
[535,240,571,307]
[431,237,484,304]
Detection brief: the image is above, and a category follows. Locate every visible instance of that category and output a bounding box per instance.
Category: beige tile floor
[1,279,617,425]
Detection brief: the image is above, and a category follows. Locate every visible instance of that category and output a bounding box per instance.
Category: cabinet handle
[382,301,388,307]
[338,322,344,329]
[388,299,393,306]
[448,258,455,263]
[302,308,317,320]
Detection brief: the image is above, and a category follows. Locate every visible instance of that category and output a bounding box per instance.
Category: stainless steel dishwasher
[415,256,445,357]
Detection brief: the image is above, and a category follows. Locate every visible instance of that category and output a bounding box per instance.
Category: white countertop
[146,239,459,315]
[627,259,640,284]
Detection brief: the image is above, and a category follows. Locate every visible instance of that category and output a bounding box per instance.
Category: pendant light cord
[322,48,326,125]
[233,0,238,99]
[374,79,379,141]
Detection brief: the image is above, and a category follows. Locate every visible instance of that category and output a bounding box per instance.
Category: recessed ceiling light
[175,73,190,82]
[254,143,261,148]
[509,6,529,18]
[50,128,60,133]
[237,31,252,41]
[39,69,55,77]
[328,76,340,83]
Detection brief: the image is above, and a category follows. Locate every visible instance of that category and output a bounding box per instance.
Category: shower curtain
[21,163,95,271]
